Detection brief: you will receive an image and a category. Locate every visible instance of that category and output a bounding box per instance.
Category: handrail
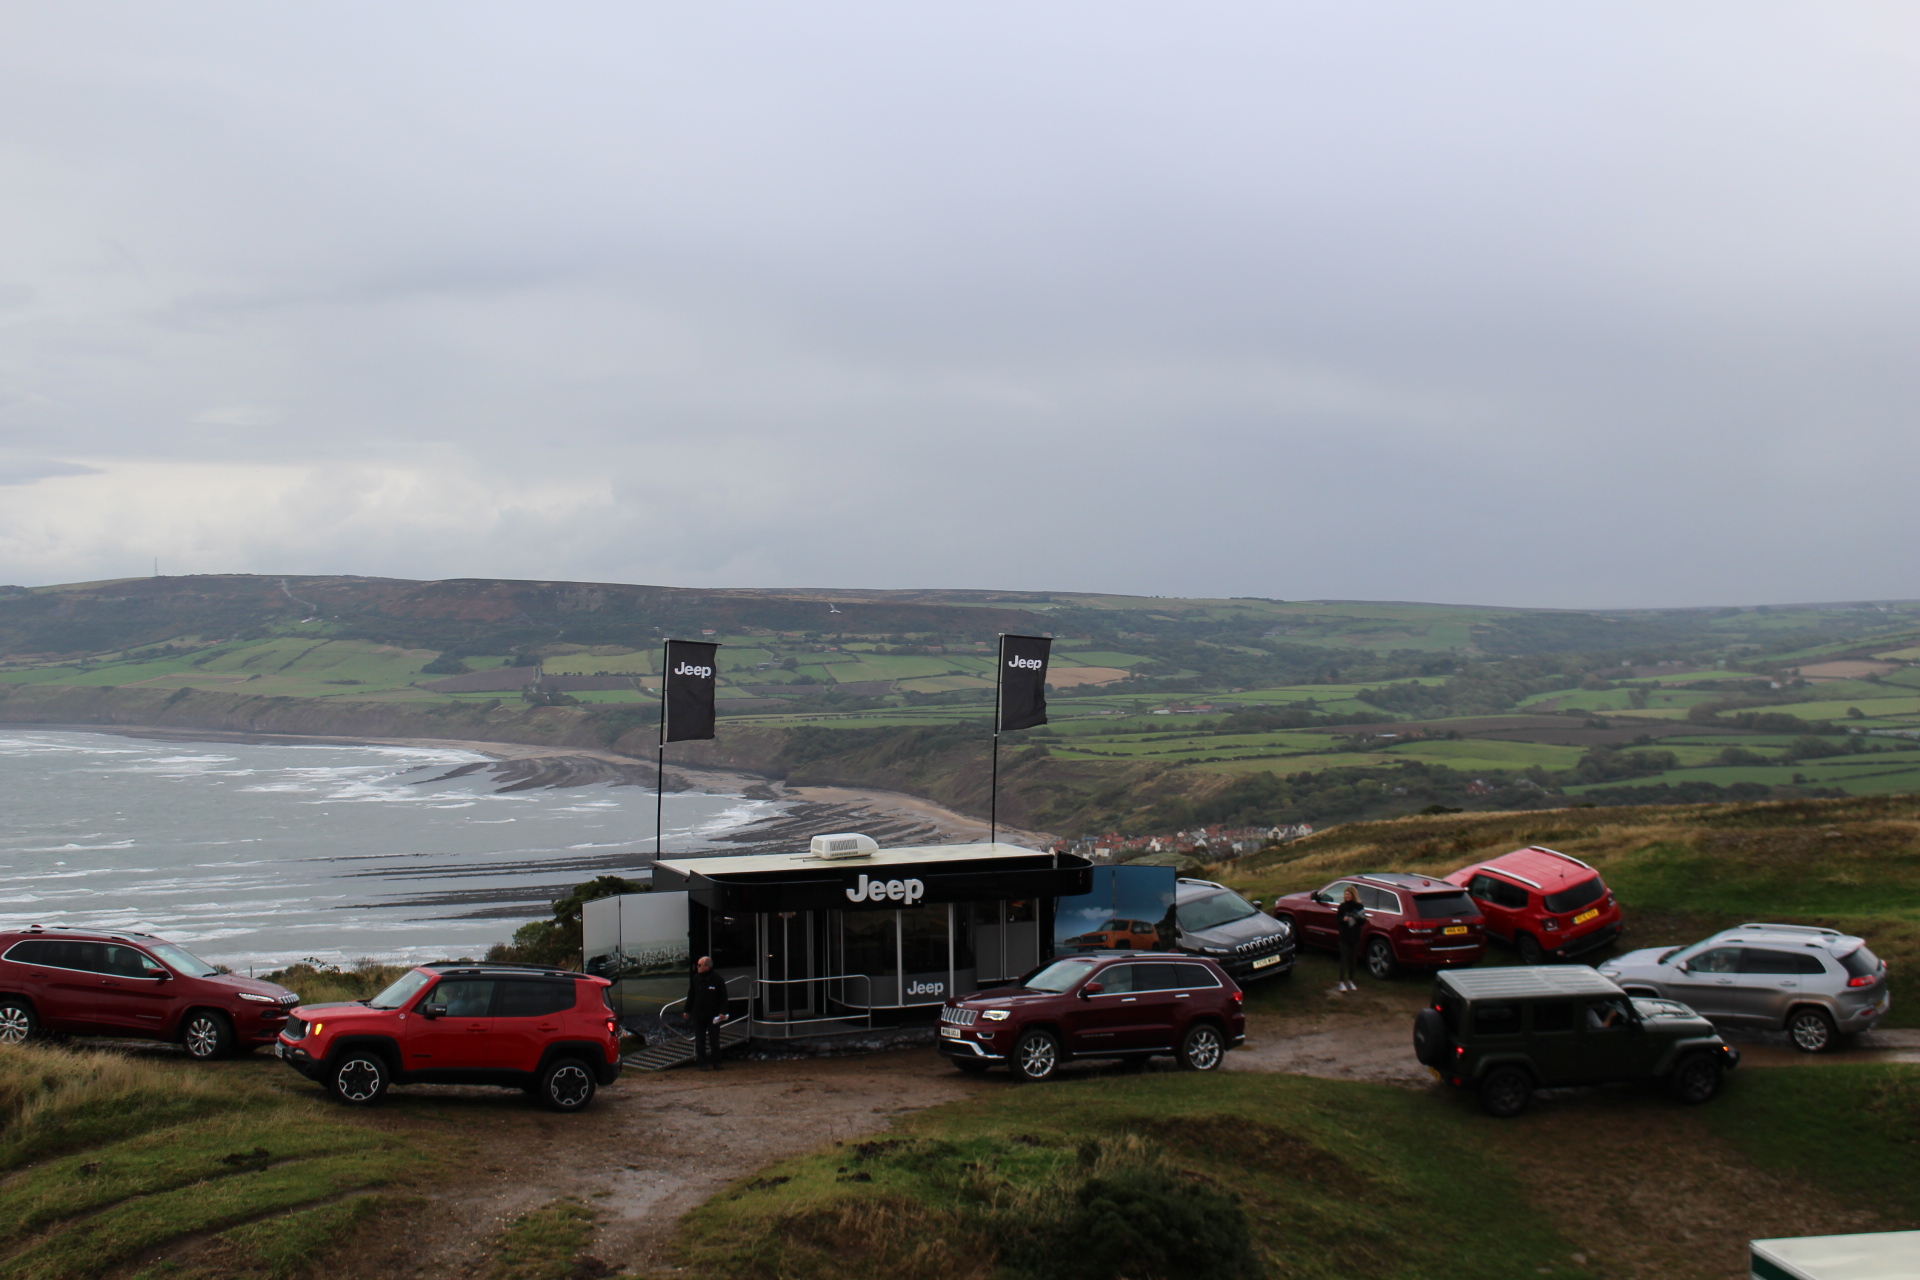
[657,974,752,1043]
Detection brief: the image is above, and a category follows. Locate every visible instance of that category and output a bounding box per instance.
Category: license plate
[275,1043,287,1059]
[940,1025,962,1038]
[1444,926,1468,936]
[1574,908,1600,925]
[1252,954,1281,969]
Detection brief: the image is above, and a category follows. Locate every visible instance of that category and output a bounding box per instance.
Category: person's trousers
[694,1017,722,1065]
[1338,934,1360,983]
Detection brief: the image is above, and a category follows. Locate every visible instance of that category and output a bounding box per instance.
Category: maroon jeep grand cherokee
[0,926,299,1057]
[938,951,1245,1081]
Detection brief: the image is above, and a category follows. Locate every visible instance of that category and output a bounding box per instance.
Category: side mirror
[1252,899,1264,911]
[419,1003,447,1019]
[1080,982,1105,999]
[149,969,170,981]
[1675,962,1689,973]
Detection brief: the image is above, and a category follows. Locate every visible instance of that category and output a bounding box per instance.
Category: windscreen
[368,969,435,1009]
[1021,958,1098,993]
[1176,890,1259,932]
[1542,877,1605,915]
[144,942,220,978]
[1839,947,1883,978]
[1414,892,1474,920]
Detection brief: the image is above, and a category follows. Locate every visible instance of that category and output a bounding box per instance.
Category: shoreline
[30,720,1057,852]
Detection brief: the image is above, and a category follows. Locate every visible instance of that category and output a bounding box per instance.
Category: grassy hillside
[1215,794,1919,1026]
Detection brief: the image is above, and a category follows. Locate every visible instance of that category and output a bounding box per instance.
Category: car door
[1060,964,1141,1052]
[93,944,176,1035]
[1525,1000,1582,1083]
[1663,946,1744,1020]
[1465,874,1517,942]
[6,940,101,1032]
[1575,997,1645,1081]
[1126,962,1184,1050]
[401,978,496,1073]
[492,979,577,1072]
[1735,948,1818,1026]
[1296,882,1351,949]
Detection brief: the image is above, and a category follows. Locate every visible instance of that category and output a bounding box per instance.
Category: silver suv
[1598,923,1888,1052]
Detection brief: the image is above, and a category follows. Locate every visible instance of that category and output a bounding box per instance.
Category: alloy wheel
[547,1064,593,1109]
[0,1004,32,1045]
[1788,1010,1834,1053]
[335,1057,385,1103]
[184,1015,221,1059]
[1017,1033,1057,1080]
[1182,1025,1224,1071]
[1365,938,1396,980]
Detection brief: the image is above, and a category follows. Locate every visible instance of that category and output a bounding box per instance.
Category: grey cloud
[0,458,102,486]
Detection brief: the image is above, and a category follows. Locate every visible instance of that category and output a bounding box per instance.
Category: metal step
[623,1019,751,1072]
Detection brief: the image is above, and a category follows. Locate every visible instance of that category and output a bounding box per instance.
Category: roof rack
[1532,846,1595,872]
[1737,923,1841,938]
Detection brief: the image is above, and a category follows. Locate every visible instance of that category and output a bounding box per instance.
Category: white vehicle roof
[1705,923,1864,954]
[1751,1230,1920,1280]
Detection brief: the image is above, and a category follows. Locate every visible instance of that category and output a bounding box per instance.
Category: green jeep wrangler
[1414,966,1740,1118]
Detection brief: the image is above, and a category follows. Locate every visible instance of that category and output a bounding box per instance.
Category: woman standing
[1336,886,1366,992]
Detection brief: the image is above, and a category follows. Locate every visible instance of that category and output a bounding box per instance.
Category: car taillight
[1231,991,1244,1005]
[1848,975,1878,987]
[1454,1045,1464,1057]
[606,1018,619,1034]
[1542,919,1560,931]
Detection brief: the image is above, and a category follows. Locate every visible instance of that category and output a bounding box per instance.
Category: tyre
[537,1057,597,1112]
[1478,1066,1533,1118]
[1177,1022,1226,1072]
[0,998,37,1046]
[1364,936,1398,981]
[952,1057,990,1076]
[1515,933,1544,965]
[1787,1007,1837,1054]
[181,1010,234,1061]
[1412,1008,1449,1068]
[1012,1029,1061,1082]
[1668,1052,1722,1104]
[330,1052,389,1106]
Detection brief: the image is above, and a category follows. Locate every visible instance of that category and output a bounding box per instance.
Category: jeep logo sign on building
[845,873,925,905]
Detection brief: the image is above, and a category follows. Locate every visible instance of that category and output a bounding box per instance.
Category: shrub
[1016,1165,1261,1280]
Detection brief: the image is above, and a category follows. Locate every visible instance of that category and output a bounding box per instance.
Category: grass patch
[1705,1064,1920,1225]
[671,1073,1596,1280]
[0,1043,438,1280]
[487,1198,600,1280]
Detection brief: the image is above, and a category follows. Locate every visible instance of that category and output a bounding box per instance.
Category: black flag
[997,634,1052,732]
[662,640,720,743]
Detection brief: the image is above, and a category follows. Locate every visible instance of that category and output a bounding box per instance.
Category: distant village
[1057,822,1315,866]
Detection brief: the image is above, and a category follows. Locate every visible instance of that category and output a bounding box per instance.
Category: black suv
[1171,878,1296,982]
[1414,966,1740,1117]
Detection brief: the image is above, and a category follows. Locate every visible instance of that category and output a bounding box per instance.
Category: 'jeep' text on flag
[662,640,720,742]
[997,634,1052,732]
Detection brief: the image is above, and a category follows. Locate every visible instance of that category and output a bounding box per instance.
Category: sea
[0,729,773,971]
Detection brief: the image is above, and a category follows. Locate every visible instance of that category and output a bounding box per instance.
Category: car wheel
[1515,933,1544,965]
[953,1058,990,1075]
[330,1053,389,1106]
[1365,936,1398,981]
[1787,1008,1837,1054]
[181,1010,234,1061]
[1479,1066,1533,1118]
[1012,1029,1060,1082]
[1177,1023,1226,1072]
[0,998,37,1046]
[538,1058,597,1112]
[1412,1008,1449,1068]
[1669,1052,1722,1104]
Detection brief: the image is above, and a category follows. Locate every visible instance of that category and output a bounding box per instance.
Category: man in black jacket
[687,955,730,1070]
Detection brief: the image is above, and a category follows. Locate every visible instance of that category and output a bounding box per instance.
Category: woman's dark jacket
[1336,900,1367,944]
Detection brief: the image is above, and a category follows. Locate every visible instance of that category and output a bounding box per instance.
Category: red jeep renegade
[1444,846,1623,964]
[277,961,622,1111]
[938,951,1244,1081]
[0,926,299,1057]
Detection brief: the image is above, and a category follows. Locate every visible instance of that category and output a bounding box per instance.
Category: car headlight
[980,1010,1010,1022]
[1273,920,1292,940]
[238,992,278,1003]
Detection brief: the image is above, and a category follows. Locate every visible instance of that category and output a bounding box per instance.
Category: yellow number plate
[1574,908,1600,925]
[1252,954,1281,969]
[1444,926,1468,936]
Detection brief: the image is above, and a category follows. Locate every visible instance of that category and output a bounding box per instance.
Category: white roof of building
[655,841,1047,878]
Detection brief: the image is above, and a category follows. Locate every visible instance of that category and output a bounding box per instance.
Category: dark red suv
[276,961,622,1111]
[938,952,1244,1081]
[1273,873,1487,979]
[0,926,299,1058]
[1444,846,1623,964]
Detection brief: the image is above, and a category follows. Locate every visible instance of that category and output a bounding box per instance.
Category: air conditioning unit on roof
[810,833,879,860]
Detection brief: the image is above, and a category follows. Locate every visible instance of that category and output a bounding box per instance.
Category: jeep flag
[997,634,1052,733]
[661,640,720,742]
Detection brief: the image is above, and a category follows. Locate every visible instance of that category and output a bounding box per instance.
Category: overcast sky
[1,4,1914,608]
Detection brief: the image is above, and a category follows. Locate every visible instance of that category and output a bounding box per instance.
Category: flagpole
[656,639,668,857]
[990,635,1002,845]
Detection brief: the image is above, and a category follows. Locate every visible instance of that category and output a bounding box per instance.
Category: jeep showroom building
[582,840,1174,1040]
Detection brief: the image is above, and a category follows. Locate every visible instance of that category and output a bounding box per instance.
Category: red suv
[1273,873,1486,979]
[1445,846,1623,964]
[0,926,299,1058]
[277,961,622,1111]
[938,952,1244,1081]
